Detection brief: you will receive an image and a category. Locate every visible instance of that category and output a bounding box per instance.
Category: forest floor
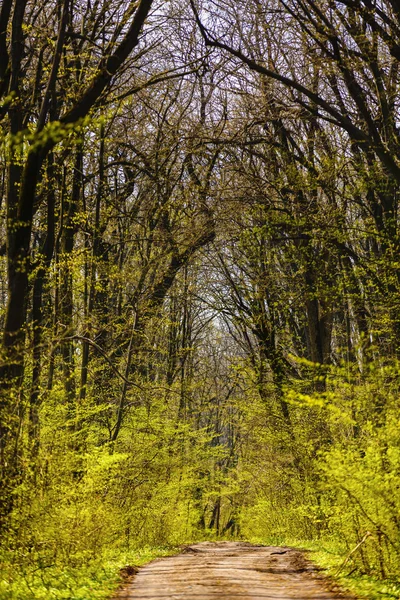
[112,541,356,599]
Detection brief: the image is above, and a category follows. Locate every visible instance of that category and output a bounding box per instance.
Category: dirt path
[114,541,354,600]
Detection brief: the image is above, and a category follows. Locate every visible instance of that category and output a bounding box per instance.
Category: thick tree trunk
[29,154,56,447]
[59,148,83,405]
[79,129,105,401]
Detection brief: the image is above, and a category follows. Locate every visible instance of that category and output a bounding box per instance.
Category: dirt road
[114,541,354,599]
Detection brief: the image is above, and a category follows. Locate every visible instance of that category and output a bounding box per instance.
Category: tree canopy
[1,1,400,598]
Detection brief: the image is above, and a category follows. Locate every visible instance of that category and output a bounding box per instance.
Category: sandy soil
[114,541,355,600]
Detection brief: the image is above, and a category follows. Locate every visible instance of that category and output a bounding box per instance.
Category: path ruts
[114,541,354,599]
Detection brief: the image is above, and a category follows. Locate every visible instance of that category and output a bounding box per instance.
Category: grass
[280,538,400,600]
[242,532,400,599]
[0,546,181,600]
[2,536,400,599]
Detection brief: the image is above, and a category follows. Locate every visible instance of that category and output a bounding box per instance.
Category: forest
[0,0,400,598]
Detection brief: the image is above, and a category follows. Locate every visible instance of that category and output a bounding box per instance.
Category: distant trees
[191,0,400,352]
[186,0,400,573]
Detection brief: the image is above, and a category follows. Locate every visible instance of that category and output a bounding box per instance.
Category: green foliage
[0,545,179,600]
[2,351,400,598]
[0,381,218,599]
[2,3,400,597]
[237,359,400,592]
[290,540,400,600]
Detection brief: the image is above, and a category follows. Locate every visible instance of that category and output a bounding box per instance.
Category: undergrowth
[246,536,400,600]
[0,546,180,600]
[299,539,400,600]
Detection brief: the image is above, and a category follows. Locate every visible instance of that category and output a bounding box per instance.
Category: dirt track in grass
[113,541,355,600]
